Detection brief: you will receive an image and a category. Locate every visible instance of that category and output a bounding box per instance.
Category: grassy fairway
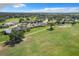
[0,18,20,25]
[0,24,79,56]
[0,33,9,43]
[5,18,20,22]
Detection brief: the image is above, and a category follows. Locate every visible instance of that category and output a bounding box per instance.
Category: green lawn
[24,26,48,35]
[0,18,20,25]
[5,18,20,22]
[0,24,79,56]
[0,33,9,43]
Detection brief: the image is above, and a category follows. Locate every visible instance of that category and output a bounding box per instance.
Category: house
[3,29,12,35]
[4,22,17,26]
[22,20,47,28]
[0,22,18,29]
[13,26,27,31]
[0,18,6,21]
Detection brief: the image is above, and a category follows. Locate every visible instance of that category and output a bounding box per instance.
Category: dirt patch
[0,46,4,51]
[0,44,8,52]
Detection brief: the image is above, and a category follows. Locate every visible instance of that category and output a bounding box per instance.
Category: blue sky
[1,3,79,13]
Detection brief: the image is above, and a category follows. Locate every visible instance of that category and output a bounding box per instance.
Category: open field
[0,24,79,56]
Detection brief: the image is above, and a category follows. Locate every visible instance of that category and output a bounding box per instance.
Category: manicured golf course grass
[0,24,79,56]
[0,34,9,42]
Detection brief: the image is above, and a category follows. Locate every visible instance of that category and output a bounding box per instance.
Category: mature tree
[48,20,55,31]
[27,17,30,21]
[4,28,24,47]
[71,19,76,25]
[19,18,24,23]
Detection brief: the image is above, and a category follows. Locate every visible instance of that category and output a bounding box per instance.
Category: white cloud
[0,3,26,11]
[13,3,26,8]
[0,3,78,13]
[26,7,79,13]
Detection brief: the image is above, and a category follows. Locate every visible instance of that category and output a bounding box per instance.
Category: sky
[1,3,79,13]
